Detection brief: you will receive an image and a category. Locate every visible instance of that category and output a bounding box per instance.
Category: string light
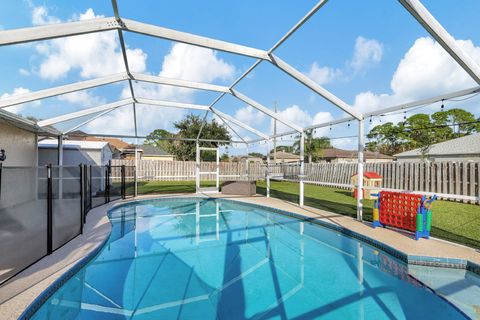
[441,99,445,110]
[347,121,350,127]
[403,111,407,120]
[369,116,372,123]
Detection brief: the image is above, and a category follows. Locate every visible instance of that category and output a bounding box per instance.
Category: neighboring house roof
[394,133,480,158]
[270,151,301,160]
[352,171,382,179]
[319,148,394,160]
[68,131,128,148]
[0,109,60,136]
[66,131,136,153]
[38,139,109,150]
[239,156,263,162]
[141,144,171,156]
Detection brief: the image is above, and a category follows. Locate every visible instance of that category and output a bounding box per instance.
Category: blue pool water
[31,198,469,319]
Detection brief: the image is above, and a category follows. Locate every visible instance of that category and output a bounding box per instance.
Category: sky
[1,0,480,155]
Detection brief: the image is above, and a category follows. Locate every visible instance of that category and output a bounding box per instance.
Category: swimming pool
[29,197,469,319]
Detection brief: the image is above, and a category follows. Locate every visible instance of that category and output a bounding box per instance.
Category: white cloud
[31,6,60,26]
[19,68,31,76]
[57,91,105,106]
[88,43,235,135]
[349,36,383,74]
[234,105,265,127]
[159,43,234,82]
[1,87,40,114]
[122,43,235,101]
[353,37,480,117]
[307,36,383,85]
[84,104,186,136]
[34,8,147,80]
[277,106,354,149]
[271,105,334,138]
[307,62,342,85]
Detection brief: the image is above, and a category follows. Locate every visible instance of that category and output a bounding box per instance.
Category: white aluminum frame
[196,145,220,193]
[0,0,478,219]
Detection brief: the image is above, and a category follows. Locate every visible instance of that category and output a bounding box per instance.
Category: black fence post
[80,164,84,234]
[89,165,93,213]
[47,164,53,254]
[107,160,112,202]
[85,165,89,221]
[121,165,126,199]
[104,165,109,204]
[0,163,2,200]
[134,165,137,198]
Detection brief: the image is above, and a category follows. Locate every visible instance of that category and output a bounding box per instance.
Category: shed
[38,139,113,166]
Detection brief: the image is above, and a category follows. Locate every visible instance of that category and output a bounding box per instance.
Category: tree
[145,114,231,161]
[366,108,480,158]
[431,108,479,138]
[144,129,175,154]
[248,152,264,158]
[366,122,408,155]
[220,153,230,162]
[293,129,332,163]
[270,145,296,154]
[404,114,436,158]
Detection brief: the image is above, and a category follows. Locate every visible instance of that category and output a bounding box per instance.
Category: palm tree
[294,129,331,163]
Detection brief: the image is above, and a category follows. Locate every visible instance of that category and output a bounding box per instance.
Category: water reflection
[31,198,469,320]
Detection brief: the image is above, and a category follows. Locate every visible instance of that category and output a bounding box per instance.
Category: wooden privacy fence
[112,159,479,202]
[111,159,277,181]
[302,162,479,202]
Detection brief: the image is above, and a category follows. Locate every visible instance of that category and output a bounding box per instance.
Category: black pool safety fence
[0,163,135,285]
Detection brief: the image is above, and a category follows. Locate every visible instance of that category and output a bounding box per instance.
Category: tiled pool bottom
[29,198,473,319]
[409,265,480,319]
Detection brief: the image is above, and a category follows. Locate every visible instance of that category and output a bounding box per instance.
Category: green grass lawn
[132,180,216,195]
[257,181,480,249]
[132,180,480,249]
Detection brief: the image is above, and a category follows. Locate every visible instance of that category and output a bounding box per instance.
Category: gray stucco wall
[0,119,37,167]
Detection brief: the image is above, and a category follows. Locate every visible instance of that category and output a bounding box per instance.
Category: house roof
[141,144,171,156]
[319,148,394,160]
[67,131,136,151]
[38,139,109,150]
[270,151,301,160]
[0,109,60,136]
[394,133,480,158]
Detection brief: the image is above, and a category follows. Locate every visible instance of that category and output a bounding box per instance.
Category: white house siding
[38,140,112,166]
[38,148,109,166]
[0,119,37,167]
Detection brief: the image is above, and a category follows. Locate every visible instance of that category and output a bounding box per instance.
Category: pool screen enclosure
[196,145,220,194]
[1,0,480,220]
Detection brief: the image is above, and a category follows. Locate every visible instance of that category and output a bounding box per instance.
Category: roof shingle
[394,133,480,157]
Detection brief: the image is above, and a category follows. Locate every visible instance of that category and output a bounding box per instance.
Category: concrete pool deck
[1,193,479,319]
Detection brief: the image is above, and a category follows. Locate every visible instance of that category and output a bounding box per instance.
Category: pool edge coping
[18,195,479,319]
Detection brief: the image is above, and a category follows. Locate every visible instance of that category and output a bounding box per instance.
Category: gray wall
[0,119,37,167]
